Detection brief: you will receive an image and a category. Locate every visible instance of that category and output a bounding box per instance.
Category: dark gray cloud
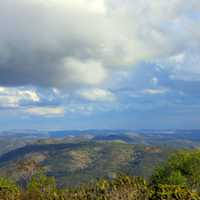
[0,0,199,89]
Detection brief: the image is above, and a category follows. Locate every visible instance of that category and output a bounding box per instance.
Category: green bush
[151,149,200,191]
[25,173,59,200]
[150,184,200,200]
[60,175,149,200]
[0,177,20,200]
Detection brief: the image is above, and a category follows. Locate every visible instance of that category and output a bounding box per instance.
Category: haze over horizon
[0,0,200,130]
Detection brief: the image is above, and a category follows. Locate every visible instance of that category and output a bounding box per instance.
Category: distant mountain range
[1,129,200,140]
[0,129,200,156]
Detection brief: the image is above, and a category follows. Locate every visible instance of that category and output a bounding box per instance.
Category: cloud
[0,0,199,89]
[63,58,107,86]
[156,50,200,82]
[0,87,40,108]
[26,106,64,117]
[142,88,169,95]
[168,53,185,64]
[78,88,116,102]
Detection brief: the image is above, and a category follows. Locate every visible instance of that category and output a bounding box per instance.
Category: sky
[0,0,200,130]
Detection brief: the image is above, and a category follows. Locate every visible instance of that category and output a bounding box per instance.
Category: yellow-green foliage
[60,175,149,200]
[24,173,59,200]
[0,177,20,200]
[151,149,200,191]
[149,184,200,200]
[0,173,200,200]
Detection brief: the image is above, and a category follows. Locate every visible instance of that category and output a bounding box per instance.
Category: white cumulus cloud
[0,87,40,108]
[78,88,116,102]
[26,107,64,116]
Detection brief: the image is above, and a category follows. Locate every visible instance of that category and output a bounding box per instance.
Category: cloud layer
[0,0,200,127]
[0,0,199,89]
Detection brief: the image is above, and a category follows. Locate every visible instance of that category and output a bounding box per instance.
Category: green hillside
[0,140,171,187]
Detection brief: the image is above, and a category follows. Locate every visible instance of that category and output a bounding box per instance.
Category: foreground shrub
[24,173,59,200]
[106,175,148,200]
[0,174,200,200]
[151,149,200,191]
[0,177,20,200]
[150,184,200,200]
[61,175,149,200]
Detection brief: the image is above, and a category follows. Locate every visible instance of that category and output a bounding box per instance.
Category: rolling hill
[0,139,171,187]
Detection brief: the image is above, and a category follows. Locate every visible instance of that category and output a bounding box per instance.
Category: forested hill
[0,140,171,187]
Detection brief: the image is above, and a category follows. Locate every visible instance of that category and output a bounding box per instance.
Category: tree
[151,149,200,191]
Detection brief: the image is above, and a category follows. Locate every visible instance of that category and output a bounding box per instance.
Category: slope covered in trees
[1,149,200,199]
[0,141,171,187]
